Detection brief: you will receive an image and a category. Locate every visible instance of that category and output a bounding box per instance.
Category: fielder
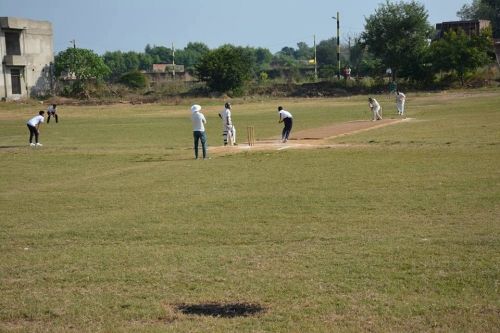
[47,104,59,123]
[368,97,383,121]
[218,102,236,146]
[26,110,45,146]
[395,90,406,116]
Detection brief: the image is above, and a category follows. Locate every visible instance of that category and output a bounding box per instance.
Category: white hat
[191,104,201,113]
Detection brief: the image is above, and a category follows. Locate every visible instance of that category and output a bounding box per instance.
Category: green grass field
[1,91,499,332]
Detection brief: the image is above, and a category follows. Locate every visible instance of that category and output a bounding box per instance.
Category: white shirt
[219,108,232,126]
[279,110,293,120]
[191,112,206,132]
[47,105,56,113]
[27,115,44,127]
[396,92,406,102]
[369,99,380,110]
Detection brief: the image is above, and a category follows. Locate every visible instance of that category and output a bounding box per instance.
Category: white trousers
[223,125,236,145]
[373,106,382,121]
[397,101,405,115]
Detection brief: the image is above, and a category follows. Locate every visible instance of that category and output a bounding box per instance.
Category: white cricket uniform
[219,108,236,145]
[369,99,382,121]
[27,115,44,127]
[278,110,293,120]
[396,92,406,115]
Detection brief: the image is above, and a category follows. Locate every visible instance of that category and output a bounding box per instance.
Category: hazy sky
[3,0,468,54]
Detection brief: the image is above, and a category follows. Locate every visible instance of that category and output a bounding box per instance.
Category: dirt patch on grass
[176,302,265,318]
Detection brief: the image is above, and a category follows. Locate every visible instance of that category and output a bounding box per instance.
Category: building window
[11,69,22,94]
[5,31,21,55]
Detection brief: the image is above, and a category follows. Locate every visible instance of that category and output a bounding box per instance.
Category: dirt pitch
[210,117,411,154]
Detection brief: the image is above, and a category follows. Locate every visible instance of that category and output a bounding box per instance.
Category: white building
[0,17,54,100]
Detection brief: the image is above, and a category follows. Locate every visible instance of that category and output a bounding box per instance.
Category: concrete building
[145,63,194,84]
[0,17,54,100]
[435,19,500,65]
[435,20,491,39]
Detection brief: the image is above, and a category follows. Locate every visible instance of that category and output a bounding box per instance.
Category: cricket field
[0,91,499,332]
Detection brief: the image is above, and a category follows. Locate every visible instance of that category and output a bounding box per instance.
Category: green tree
[316,38,338,66]
[145,45,172,63]
[361,0,433,81]
[102,51,127,80]
[103,51,156,81]
[175,42,210,72]
[195,45,254,93]
[55,48,110,81]
[294,42,314,60]
[348,38,365,77]
[254,47,273,68]
[429,27,493,85]
[119,70,149,89]
[55,48,110,97]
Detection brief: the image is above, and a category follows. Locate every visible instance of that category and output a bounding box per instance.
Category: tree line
[54,0,498,96]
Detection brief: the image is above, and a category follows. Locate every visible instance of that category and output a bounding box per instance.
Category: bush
[119,71,149,89]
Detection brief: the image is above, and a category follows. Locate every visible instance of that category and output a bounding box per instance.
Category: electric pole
[314,34,317,81]
[332,12,340,80]
[172,42,175,79]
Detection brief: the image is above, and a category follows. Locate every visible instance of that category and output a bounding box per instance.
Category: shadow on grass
[0,145,26,149]
[176,302,265,318]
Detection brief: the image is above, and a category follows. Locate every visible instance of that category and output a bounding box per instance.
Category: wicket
[246,126,255,146]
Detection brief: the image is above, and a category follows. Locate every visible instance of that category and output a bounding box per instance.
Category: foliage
[348,38,366,77]
[359,54,386,78]
[254,47,273,68]
[119,70,149,89]
[195,45,254,93]
[457,0,500,38]
[172,42,210,73]
[361,0,433,81]
[316,38,338,66]
[54,48,111,98]
[55,47,110,82]
[144,44,172,63]
[103,51,156,81]
[429,27,493,85]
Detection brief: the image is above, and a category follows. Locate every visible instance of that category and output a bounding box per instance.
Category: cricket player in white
[26,110,45,146]
[368,97,382,121]
[396,90,406,116]
[218,102,236,146]
[278,106,293,142]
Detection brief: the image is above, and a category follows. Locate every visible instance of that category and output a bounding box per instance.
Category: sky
[3,0,469,55]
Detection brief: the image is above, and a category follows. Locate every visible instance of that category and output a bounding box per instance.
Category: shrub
[119,71,149,89]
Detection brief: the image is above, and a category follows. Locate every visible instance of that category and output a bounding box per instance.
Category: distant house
[435,19,499,65]
[144,63,194,84]
[0,17,54,100]
[435,20,491,39]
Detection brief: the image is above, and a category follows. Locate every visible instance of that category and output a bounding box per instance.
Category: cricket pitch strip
[210,117,412,154]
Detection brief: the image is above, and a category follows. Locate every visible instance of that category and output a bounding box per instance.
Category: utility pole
[348,36,351,58]
[314,34,317,81]
[70,39,76,49]
[332,12,340,80]
[172,42,175,79]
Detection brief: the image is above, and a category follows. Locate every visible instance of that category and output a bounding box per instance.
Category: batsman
[219,102,237,146]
